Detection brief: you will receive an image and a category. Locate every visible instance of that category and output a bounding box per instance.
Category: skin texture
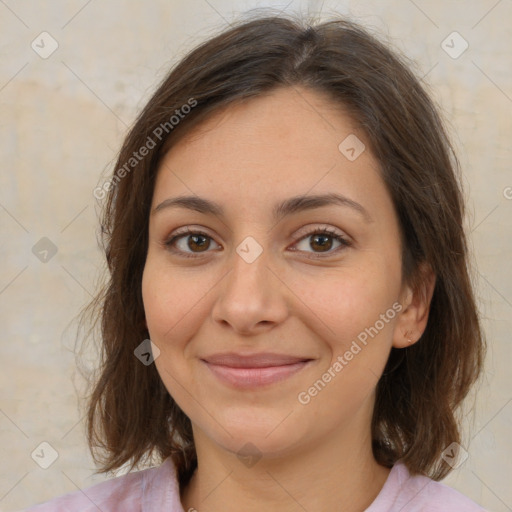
[142,86,435,512]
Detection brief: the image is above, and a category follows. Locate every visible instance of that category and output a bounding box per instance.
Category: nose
[210,244,289,335]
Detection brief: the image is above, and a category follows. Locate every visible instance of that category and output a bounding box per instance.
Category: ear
[392,262,436,348]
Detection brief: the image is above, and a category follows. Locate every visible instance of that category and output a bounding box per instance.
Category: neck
[180,417,391,512]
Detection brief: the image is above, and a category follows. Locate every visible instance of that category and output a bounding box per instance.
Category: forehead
[153,86,389,220]
[166,86,359,166]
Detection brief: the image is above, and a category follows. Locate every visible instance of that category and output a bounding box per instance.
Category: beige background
[1,0,511,510]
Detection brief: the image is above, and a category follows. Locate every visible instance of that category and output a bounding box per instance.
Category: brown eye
[184,234,211,252]
[309,233,334,252]
[165,229,221,258]
[294,228,351,257]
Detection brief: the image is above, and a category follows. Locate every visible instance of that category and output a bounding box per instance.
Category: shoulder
[22,457,182,512]
[368,461,488,512]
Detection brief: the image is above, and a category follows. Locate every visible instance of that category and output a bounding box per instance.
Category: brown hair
[81,13,485,488]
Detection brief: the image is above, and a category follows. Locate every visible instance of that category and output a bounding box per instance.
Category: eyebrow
[152,192,373,223]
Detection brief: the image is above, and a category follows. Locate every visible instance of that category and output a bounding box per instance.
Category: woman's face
[142,86,416,459]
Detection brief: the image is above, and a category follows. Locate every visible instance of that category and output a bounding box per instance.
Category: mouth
[200,352,314,389]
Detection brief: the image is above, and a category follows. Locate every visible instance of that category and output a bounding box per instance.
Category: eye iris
[189,234,210,252]
[311,233,333,252]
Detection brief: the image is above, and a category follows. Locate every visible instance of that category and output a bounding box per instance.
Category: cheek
[294,270,400,420]
[141,260,208,403]
[142,257,208,334]
[296,263,399,343]
[291,261,402,411]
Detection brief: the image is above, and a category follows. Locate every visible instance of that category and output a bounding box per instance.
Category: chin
[196,410,308,460]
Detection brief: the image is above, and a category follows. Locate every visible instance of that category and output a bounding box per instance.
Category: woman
[26,13,487,511]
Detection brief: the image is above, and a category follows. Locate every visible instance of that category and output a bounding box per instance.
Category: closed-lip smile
[201,352,314,388]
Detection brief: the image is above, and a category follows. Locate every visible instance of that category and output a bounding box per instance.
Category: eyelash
[163,226,352,259]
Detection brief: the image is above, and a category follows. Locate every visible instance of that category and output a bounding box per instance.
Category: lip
[201,352,314,389]
[203,352,312,367]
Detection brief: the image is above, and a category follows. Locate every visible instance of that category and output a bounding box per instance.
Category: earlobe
[392,263,436,349]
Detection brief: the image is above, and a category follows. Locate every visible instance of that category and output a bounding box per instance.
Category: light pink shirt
[23,457,487,511]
